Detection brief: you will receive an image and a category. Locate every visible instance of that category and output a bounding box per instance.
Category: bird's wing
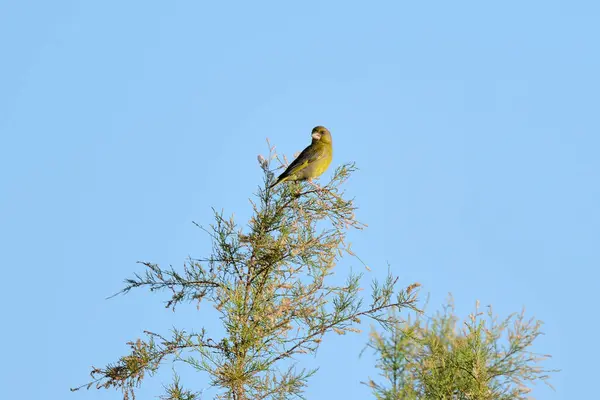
[282,143,326,177]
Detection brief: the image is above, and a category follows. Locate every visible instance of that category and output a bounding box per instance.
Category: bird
[270,126,333,188]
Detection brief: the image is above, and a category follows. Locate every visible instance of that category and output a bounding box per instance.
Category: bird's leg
[306,178,323,192]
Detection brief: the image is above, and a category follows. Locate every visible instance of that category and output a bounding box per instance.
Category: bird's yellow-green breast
[270,126,333,188]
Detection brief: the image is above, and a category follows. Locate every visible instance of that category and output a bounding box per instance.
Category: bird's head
[311,126,332,144]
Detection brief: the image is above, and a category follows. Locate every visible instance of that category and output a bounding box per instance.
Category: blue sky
[1,1,598,398]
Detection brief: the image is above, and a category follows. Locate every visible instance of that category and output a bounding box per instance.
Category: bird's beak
[311,132,321,140]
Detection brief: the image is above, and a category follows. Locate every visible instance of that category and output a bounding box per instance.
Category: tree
[72,145,419,400]
[364,296,556,400]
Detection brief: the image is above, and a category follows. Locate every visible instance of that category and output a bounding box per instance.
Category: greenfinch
[270,126,333,188]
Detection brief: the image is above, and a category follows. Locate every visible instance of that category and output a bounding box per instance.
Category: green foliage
[365,297,557,400]
[72,145,418,399]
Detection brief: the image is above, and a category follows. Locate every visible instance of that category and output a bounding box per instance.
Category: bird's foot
[306,179,323,191]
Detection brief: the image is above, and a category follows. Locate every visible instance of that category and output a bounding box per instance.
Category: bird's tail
[269,176,289,189]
